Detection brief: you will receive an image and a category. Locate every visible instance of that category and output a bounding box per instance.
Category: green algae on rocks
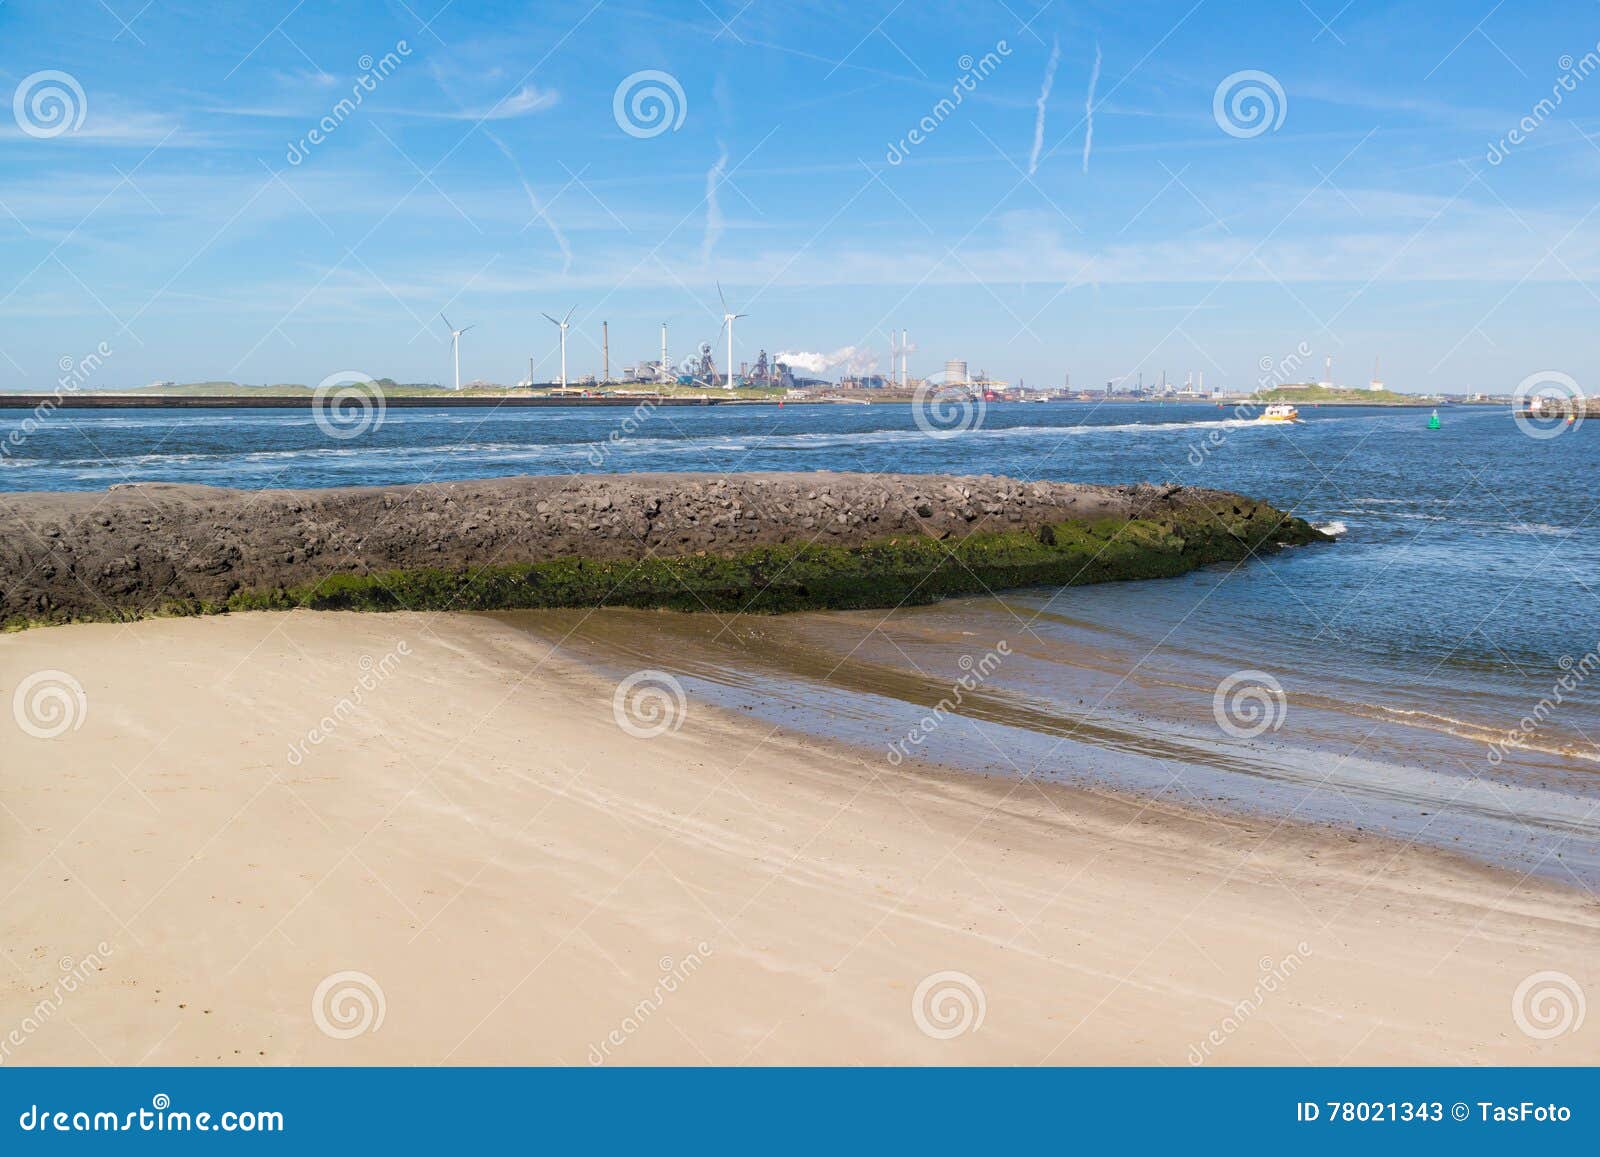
[220,506,1324,619]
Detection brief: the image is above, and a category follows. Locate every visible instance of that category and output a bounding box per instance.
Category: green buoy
[1427,409,1440,429]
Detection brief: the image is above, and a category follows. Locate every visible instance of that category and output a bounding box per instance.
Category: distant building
[944,359,968,385]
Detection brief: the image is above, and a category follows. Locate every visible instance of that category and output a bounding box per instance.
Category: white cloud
[403,84,559,121]
[0,110,198,147]
[489,84,559,118]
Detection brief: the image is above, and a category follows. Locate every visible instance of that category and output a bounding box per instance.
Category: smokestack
[602,320,610,384]
[660,322,668,383]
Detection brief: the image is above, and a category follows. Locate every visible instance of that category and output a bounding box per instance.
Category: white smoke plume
[775,346,880,376]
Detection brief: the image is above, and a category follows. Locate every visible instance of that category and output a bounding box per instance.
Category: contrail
[1082,42,1102,174]
[1028,36,1061,176]
[701,143,729,264]
[486,129,571,273]
[426,61,570,271]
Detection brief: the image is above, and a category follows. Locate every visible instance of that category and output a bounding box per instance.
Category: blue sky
[3,0,1599,392]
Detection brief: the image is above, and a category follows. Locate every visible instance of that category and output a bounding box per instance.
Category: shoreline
[505,608,1585,898]
[0,394,1481,409]
[0,393,739,409]
[492,602,1600,889]
[2,609,1594,1065]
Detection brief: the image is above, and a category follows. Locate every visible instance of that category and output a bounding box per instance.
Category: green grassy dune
[1254,385,1424,405]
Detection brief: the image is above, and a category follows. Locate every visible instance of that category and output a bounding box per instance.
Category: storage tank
[943,359,968,385]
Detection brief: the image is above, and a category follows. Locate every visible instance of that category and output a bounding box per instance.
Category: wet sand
[1,609,1596,1065]
[521,602,1600,886]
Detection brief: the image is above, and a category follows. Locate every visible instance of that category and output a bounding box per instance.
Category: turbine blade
[440,313,454,332]
[460,325,475,335]
[562,306,575,324]
[717,282,728,313]
[541,312,559,326]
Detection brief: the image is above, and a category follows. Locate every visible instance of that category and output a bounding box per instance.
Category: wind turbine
[440,314,474,391]
[541,306,575,387]
[716,283,746,389]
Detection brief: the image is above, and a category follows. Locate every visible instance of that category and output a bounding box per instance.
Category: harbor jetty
[0,472,1328,629]
[1518,397,1592,420]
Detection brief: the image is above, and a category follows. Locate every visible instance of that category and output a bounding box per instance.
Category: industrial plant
[431,291,1423,406]
[438,289,1066,402]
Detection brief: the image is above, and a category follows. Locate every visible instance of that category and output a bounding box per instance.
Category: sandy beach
[2,609,1596,1065]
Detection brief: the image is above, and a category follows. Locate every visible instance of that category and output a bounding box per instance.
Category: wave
[1355,703,1600,763]
[19,416,1282,474]
[1357,510,1575,537]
